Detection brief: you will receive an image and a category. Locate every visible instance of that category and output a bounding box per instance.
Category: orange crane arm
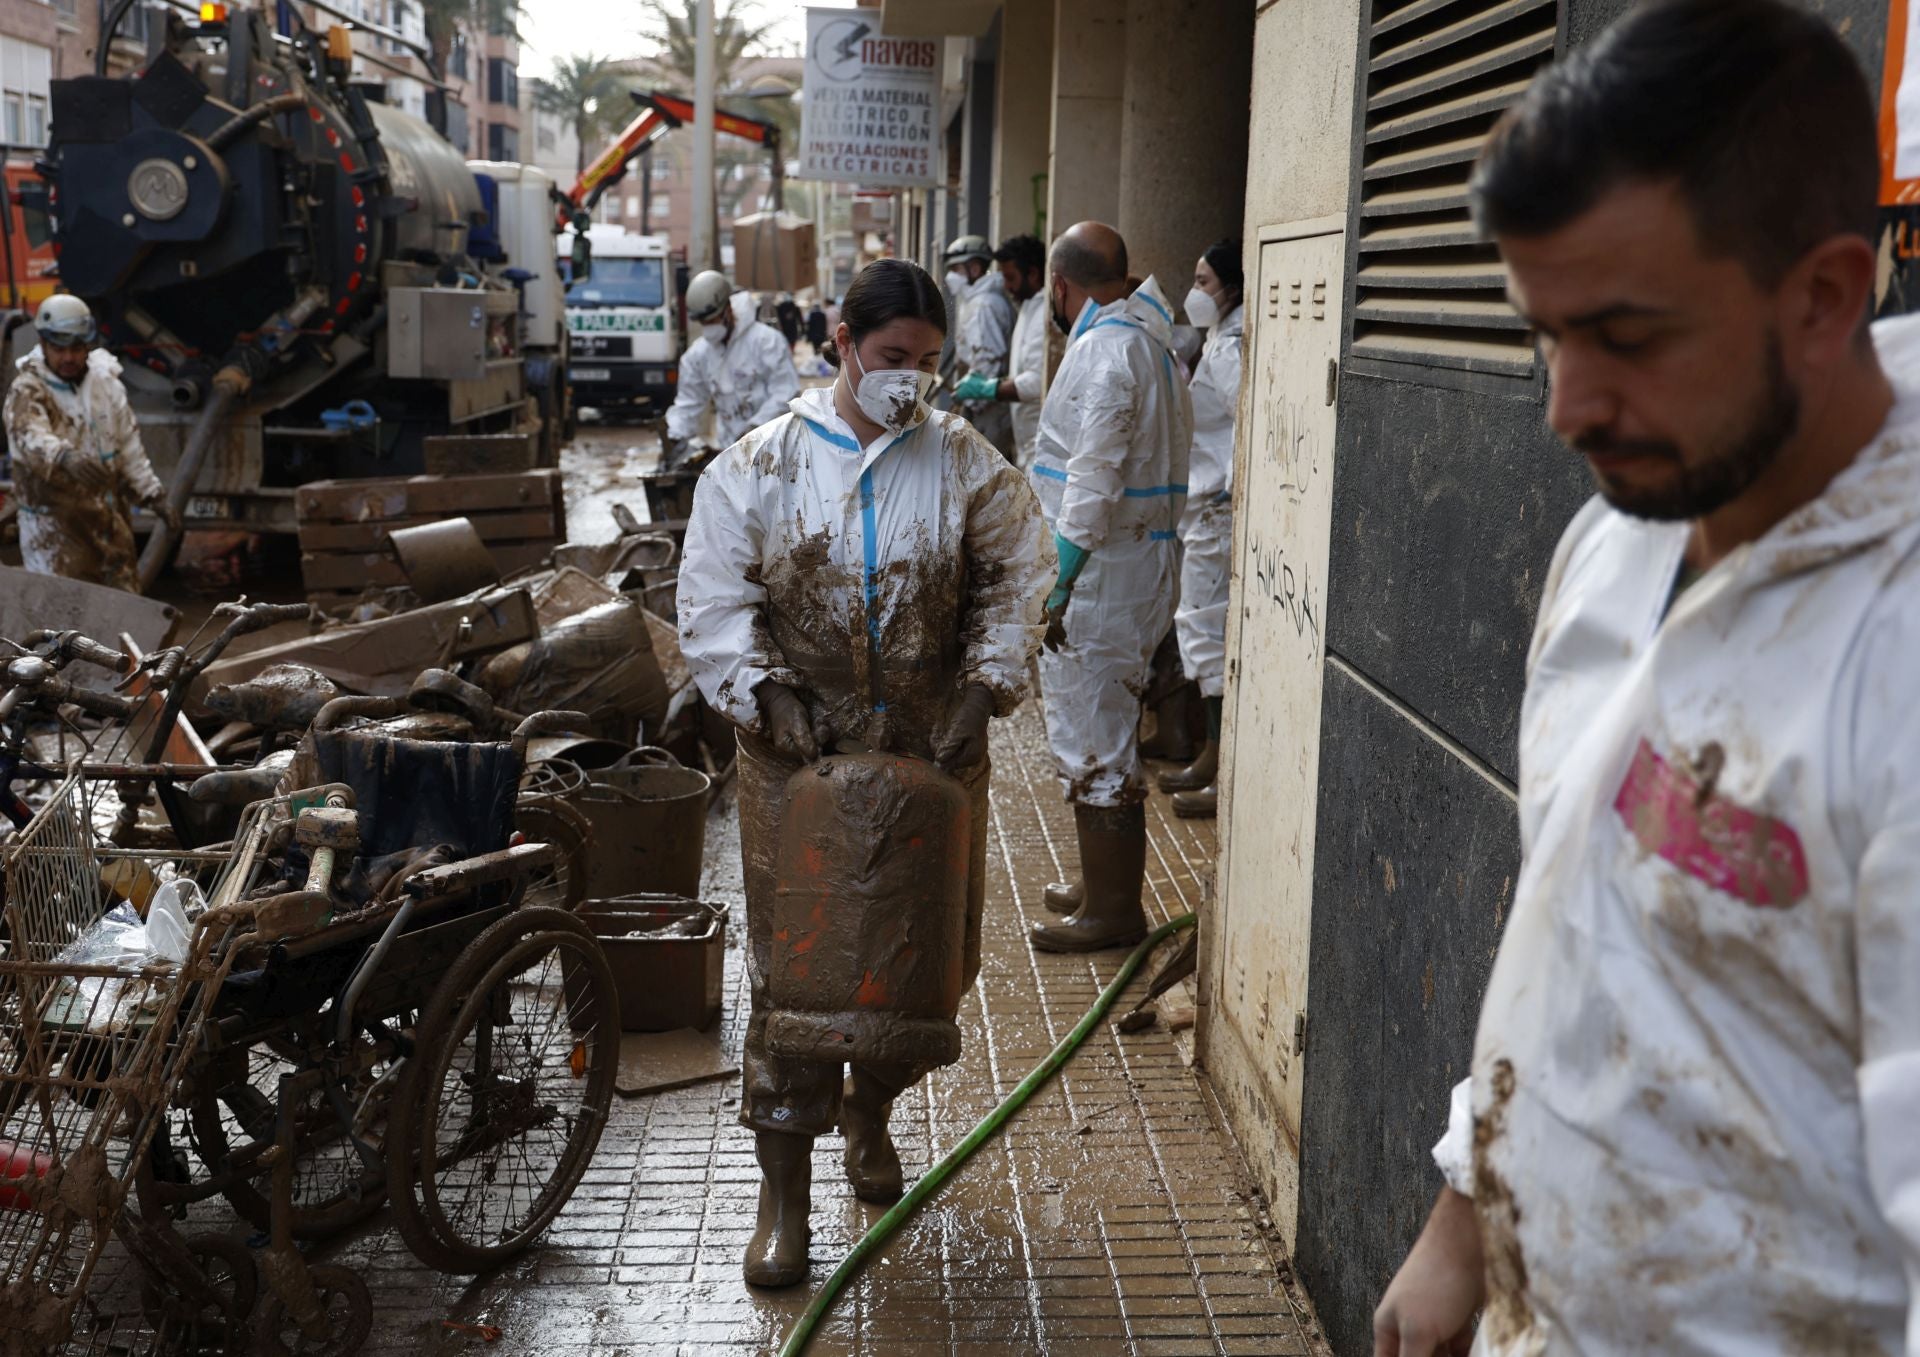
[563,90,784,227]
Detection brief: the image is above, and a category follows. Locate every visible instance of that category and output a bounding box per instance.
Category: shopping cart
[0,769,277,1355]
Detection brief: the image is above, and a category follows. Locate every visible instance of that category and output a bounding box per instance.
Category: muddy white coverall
[4,346,165,591]
[1431,314,1920,1356]
[1173,303,1243,699]
[664,292,800,448]
[1007,292,1047,471]
[677,385,1053,1135]
[1030,277,1194,806]
[954,271,1015,457]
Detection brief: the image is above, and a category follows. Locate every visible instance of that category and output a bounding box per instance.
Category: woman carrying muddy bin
[676,258,1055,1287]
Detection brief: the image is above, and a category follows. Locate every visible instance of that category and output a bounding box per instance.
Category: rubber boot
[1030,804,1149,953]
[839,1070,904,1203]
[743,1131,812,1287]
[1157,739,1218,794]
[1172,784,1217,820]
[1041,880,1082,915]
[1139,683,1197,763]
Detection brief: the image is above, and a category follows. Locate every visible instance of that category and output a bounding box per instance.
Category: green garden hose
[776,911,1199,1357]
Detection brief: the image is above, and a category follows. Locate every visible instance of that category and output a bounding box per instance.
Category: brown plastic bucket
[573,747,710,900]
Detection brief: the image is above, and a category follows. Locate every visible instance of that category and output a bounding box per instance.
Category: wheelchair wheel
[139,1231,257,1354]
[384,906,617,1272]
[254,1263,370,1357]
[513,793,592,913]
[188,1033,391,1239]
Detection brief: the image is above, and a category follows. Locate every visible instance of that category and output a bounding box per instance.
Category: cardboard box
[731,212,817,293]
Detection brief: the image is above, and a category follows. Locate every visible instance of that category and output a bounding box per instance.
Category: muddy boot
[839,1071,904,1203]
[1157,739,1218,794]
[1172,784,1217,819]
[1041,880,1083,915]
[1139,683,1197,763]
[1030,804,1149,953]
[743,1131,812,1288]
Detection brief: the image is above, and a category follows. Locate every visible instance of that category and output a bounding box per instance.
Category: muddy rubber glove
[145,489,182,536]
[952,372,998,402]
[1043,534,1091,654]
[756,679,820,763]
[57,446,114,494]
[935,683,996,771]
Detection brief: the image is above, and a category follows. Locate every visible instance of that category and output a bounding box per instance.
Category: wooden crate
[422,432,539,477]
[296,470,566,606]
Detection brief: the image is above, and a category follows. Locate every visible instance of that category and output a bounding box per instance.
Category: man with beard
[1372,2,1920,1354]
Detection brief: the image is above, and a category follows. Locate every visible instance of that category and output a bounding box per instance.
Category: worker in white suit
[1373,5,1920,1356]
[664,270,799,457]
[3,294,177,591]
[677,258,1053,1292]
[954,234,1049,472]
[1158,239,1246,820]
[942,235,1017,459]
[1027,222,1193,954]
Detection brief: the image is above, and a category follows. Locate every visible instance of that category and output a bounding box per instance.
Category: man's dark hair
[821,258,947,370]
[994,233,1046,274]
[1050,232,1128,288]
[1471,0,1876,286]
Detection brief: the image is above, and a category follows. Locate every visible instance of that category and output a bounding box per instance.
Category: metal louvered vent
[1350,0,1559,380]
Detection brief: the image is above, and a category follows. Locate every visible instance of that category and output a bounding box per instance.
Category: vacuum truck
[22,3,567,540]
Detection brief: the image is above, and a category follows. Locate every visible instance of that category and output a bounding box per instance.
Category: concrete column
[960,52,996,237]
[991,0,1054,242]
[1046,0,1125,238]
[1117,0,1253,302]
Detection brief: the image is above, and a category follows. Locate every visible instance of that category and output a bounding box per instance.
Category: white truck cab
[560,224,679,414]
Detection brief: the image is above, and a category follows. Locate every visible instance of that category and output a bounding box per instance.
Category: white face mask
[944,268,969,297]
[846,343,935,436]
[1184,285,1221,330]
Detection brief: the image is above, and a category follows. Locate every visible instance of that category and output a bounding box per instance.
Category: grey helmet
[685,270,735,324]
[35,294,96,347]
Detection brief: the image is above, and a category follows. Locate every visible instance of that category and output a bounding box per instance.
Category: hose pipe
[134,364,250,594]
[776,911,1199,1357]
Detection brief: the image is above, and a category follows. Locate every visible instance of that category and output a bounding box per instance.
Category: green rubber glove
[1044,534,1091,653]
[953,371,999,402]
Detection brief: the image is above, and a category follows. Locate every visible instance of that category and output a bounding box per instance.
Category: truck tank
[28,5,548,532]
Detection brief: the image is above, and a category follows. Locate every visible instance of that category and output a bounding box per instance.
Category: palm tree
[636,0,772,96]
[535,54,624,177]
[419,0,521,83]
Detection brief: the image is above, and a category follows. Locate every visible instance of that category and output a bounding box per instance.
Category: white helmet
[943,234,991,266]
[35,294,96,347]
[685,270,734,324]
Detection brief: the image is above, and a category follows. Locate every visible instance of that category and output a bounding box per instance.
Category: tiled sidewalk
[194,707,1323,1356]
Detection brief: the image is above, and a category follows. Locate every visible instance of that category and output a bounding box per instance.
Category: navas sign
[798,9,944,190]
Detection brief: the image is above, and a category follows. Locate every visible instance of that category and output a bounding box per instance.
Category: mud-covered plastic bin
[566,895,729,1032]
[575,748,711,900]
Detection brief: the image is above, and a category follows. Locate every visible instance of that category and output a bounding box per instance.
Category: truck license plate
[572,368,611,382]
[186,496,230,520]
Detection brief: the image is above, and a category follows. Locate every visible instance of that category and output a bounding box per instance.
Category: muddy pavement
[563,418,666,546]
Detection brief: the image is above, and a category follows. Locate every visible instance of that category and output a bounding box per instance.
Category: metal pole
[691,0,717,272]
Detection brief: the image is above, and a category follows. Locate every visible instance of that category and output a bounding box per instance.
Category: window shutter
[1350,0,1559,380]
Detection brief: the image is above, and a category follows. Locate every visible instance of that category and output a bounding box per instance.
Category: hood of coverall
[18,344,126,392]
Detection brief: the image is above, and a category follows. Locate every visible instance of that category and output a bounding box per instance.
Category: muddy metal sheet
[0,566,177,688]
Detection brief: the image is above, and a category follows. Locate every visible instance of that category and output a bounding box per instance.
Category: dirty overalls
[3,347,166,591]
[676,388,1054,1137]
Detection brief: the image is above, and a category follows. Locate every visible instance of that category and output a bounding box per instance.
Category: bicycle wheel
[386,906,617,1272]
